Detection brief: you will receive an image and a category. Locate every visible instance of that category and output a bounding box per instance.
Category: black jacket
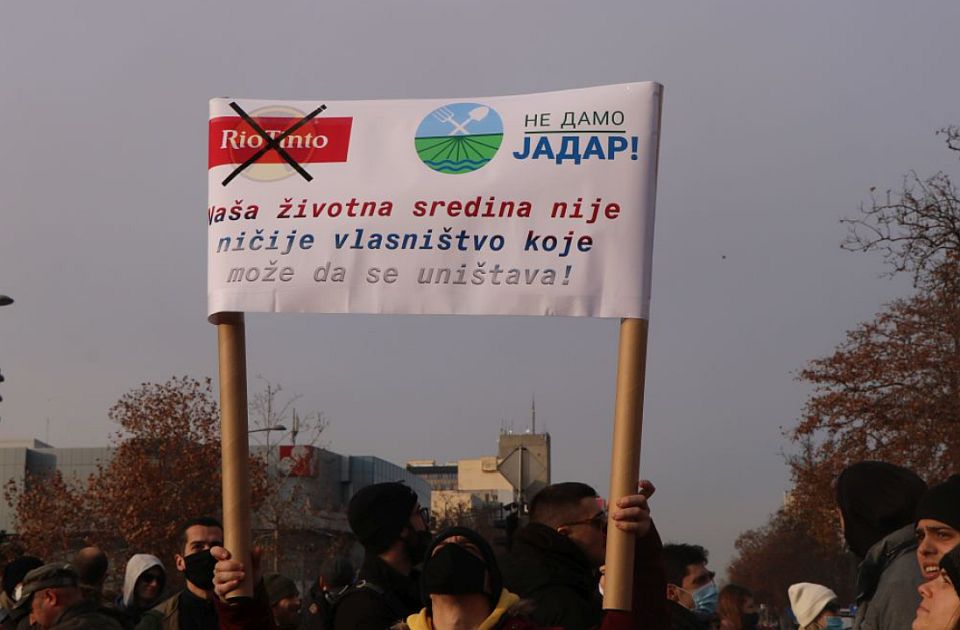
[499,522,602,630]
[331,555,421,630]
[51,600,126,630]
[667,601,707,630]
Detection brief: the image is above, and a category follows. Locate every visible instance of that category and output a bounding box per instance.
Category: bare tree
[842,128,960,286]
[248,378,330,573]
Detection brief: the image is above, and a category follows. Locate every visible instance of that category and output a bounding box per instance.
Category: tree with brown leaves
[727,129,960,607]
[6,376,266,570]
[727,509,857,611]
[3,470,90,562]
[787,130,960,541]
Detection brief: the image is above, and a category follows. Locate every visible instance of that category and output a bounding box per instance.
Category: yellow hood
[405,589,521,630]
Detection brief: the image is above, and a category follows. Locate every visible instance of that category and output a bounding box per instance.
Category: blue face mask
[692,582,719,616]
[825,617,844,630]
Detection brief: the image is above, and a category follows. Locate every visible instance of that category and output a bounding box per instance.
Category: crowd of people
[1,462,959,630]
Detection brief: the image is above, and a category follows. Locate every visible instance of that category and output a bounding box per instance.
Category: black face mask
[742,612,759,630]
[422,543,487,595]
[183,550,217,591]
[404,529,433,565]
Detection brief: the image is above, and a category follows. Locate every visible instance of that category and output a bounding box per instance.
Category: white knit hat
[788,583,838,628]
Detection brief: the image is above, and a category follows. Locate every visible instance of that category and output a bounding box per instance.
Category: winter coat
[499,523,602,629]
[50,600,125,630]
[331,555,423,630]
[667,601,707,630]
[852,524,923,630]
[135,590,218,630]
[393,589,557,630]
[500,522,669,630]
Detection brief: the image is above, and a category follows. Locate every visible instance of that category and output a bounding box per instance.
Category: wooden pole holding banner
[602,317,649,611]
[214,312,254,599]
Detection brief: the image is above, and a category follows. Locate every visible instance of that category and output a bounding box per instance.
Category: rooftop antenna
[531,395,536,434]
[291,409,300,445]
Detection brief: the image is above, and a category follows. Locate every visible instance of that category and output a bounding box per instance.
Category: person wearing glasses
[117,554,167,625]
[332,482,432,630]
[500,480,665,630]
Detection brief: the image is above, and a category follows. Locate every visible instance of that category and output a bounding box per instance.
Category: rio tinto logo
[208,105,353,182]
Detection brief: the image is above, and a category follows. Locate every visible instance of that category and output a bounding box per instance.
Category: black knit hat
[263,573,299,606]
[836,461,927,558]
[916,475,960,531]
[2,556,43,599]
[420,527,502,612]
[347,482,419,554]
[940,545,960,599]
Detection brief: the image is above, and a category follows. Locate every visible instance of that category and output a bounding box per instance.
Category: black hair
[663,543,709,587]
[528,482,598,527]
[2,556,43,597]
[178,516,223,551]
[421,527,502,612]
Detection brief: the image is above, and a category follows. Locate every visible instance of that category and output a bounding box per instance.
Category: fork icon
[432,106,470,135]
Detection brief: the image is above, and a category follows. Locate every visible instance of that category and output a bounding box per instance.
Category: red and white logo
[209,105,352,182]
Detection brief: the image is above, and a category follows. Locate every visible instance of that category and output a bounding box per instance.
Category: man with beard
[332,482,431,630]
[135,517,223,630]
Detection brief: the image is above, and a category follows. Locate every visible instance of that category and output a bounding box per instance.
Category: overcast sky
[2,1,958,573]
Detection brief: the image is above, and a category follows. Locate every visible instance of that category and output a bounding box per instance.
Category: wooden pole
[602,317,649,611]
[214,312,254,599]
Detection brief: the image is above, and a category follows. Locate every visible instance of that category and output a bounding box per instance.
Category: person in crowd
[913,545,960,630]
[836,461,927,630]
[0,555,43,630]
[263,574,301,630]
[135,516,224,630]
[662,543,716,630]
[117,554,166,625]
[72,547,109,606]
[499,480,667,630]
[303,556,355,630]
[717,585,758,630]
[916,476,960,583]
[211,489,667,630]
[400,526,550,630]
[331,482,432,630]
[208,547,277,630]
[787,583,840,630]
[13,562,123,629]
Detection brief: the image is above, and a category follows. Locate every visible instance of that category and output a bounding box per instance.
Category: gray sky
[2,1,958,573]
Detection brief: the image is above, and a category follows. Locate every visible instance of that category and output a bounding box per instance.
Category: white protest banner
[207,83,661,319]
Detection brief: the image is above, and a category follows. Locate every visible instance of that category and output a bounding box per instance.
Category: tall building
[497,430,551,505]
[406,402,552,521]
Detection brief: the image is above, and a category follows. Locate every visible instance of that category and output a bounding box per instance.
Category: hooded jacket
[836,462,926,559]
[120,555,166,613]
[851,524,922,630]
[395,589,551,630]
